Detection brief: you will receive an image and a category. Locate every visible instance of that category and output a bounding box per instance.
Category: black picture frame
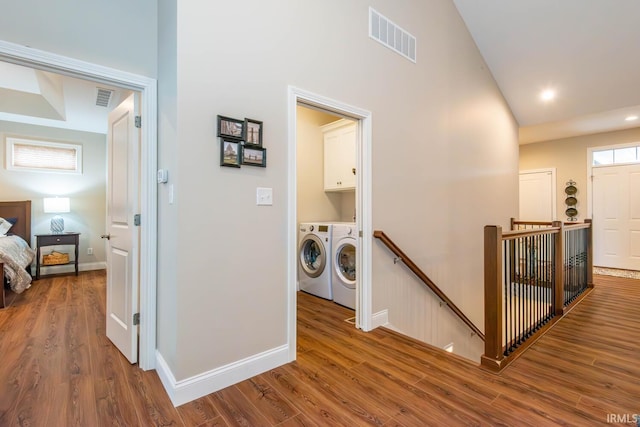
[243,118,263,147]
[241,146,267,167]
[217,115,244,140]
[220,139,241,168]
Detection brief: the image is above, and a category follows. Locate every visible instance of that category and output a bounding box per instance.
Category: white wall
[296,105,354,224]
[0,0,157,78]
[165,0,518,383]
[0,121,107,268]
[520,127,640,222]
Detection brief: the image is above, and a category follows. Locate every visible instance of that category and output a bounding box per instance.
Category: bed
[0,200,36,308]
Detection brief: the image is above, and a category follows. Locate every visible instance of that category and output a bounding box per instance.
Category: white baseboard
[36,261,106,276]
[371,309,389,329]
[155,344,290,407]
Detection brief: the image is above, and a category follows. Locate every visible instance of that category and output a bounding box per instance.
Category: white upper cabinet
[322,119,356,192]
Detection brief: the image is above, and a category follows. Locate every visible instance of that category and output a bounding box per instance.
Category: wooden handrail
[373,230,485,341]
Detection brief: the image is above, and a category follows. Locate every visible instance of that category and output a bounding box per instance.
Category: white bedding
[0,235,36,293]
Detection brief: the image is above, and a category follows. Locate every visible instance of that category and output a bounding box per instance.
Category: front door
[592,163,640,270]
[105,93,141,363]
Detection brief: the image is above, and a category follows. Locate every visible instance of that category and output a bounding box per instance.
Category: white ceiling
[0,61,126,134]
[453,0,640,143]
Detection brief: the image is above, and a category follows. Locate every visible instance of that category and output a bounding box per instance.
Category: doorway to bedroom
[0,42,158,370]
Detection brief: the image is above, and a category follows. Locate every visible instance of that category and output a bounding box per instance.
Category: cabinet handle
[101,234,111,240]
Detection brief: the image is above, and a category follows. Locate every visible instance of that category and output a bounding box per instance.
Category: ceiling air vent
[369,7,416,63]
[95,88,114,107]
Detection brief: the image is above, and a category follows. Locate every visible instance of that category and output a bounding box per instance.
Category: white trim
[0,40,158,371]
[287,86,374,364]
[371,309,389,329]
[519,168,557,220]
[155,345,290,407]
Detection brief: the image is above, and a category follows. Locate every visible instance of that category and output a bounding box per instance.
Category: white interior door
[593,164,640,270]
[105,93,140,363]
[519,170,556,221]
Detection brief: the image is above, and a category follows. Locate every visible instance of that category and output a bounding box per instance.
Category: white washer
[331,222,357,309]
[298,222,333,300]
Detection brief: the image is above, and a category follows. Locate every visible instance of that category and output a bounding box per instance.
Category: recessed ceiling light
[540,89,556,102]
[625,115,638,121]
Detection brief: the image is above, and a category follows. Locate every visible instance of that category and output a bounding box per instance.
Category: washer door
[299,234,327,278]
[335,241,356,288]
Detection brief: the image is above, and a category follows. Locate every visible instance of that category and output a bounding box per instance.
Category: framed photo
[243,118,263,147]
[217,115,244,140]
[220,139,241,168]
[241,146,267,167]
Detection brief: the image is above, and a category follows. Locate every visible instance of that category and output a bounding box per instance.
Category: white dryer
[298,222,333,300]
[331,222,357,309]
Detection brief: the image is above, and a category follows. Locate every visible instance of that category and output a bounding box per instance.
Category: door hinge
[133,313,140,325]
[135,115,142,128]
[134,214,141,226]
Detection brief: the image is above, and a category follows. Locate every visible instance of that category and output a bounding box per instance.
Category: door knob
[100,234,111,240]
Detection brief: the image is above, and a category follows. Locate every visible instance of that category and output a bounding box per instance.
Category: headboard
[0,200,32,244]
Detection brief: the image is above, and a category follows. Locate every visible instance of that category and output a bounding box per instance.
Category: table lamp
[43,197,70,234]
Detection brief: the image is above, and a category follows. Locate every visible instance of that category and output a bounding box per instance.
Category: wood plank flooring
[0,271,638,426]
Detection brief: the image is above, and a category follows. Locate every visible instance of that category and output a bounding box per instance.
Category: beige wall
[296,105,355,224]
[520,127,640,222]
[0,121,107,268]
[166,0,517,378]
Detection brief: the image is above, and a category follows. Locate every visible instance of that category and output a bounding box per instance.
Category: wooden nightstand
[35,233,80,279]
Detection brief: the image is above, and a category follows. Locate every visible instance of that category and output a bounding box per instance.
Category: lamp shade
[43,197,70,213]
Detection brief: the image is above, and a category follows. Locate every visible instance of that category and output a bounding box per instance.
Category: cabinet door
[339,126,356,189]
[323,123,356,191]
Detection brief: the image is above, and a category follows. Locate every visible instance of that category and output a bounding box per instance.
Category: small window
[592,150,613,165]
[5,137,82,174]
[592,145,640,166]
[614,147,638,164]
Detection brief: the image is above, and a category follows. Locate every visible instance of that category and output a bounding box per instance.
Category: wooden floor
[0,272,638,426]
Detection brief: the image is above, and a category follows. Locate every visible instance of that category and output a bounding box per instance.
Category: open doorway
[287,86,373,361]
[296,104,357,311]
[0,41,158,370]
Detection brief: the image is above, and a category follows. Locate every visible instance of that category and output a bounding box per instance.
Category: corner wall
[0,0,157,78]
[166,0,518,390]
[296,105,352,224]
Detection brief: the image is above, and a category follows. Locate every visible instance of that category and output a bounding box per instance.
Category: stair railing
[373,230,485,341]
[482,220,593,372]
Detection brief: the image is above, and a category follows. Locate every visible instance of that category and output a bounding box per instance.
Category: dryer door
[299,234,327,278]
[335,240,356,287]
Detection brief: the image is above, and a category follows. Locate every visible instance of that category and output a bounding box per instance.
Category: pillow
[0,217,13,235]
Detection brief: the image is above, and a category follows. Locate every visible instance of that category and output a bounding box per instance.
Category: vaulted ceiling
[453,0,640,143]
[3,1,640,143]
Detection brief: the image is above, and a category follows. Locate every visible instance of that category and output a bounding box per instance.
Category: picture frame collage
[217,115,266,168]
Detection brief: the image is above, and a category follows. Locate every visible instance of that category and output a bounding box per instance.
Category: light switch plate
[256,187,273,206]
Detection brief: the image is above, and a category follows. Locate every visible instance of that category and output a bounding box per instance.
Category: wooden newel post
[481,225,504,371]
[585,219,594,288]
[552,221,565,315]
